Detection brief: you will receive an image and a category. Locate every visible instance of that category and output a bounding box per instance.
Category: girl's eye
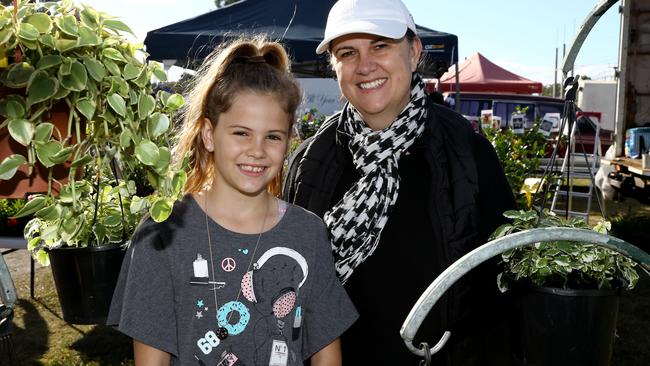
[233,131,248,136]
[267,134,283,141]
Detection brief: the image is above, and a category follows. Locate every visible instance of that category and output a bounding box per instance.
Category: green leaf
[14,195,47,218]
[59,60,87,91]
[0,154,26,180]
[135,140,160,166]
[50,146,74,164]
[103,59,121,76]
[70,153,93,168]
[58,184,80,204]
[80,6,99,28]
[150,198,173,223]
[53,85,71,100]
[108,76,130,97]
[76,25,100,47]
[489,223,512,240]
[6,62,35,88]
[103,19,134,35]
[27,237,41,252]
[165,94,185,110]
[39,33,55,49]
[102,47,127,63]
[171,172,187,197]
[132,67,149,88]
[61,216,78,234]
[82,57,106,82]
[36,55,63,71]
[35,141,62,168]
[25,13,53,33]
[123,63,141,80]
[55,14,78,37]
[130,196,148,215]
[54,38,77,52]
[0,27,13,45]
[155,147,171,173]
[35,248,50,266]
[138,94,155,120]
[36,204,62,221]
[26,71,58,107]
[76,98,96,120]
[148,112,169,139]
[4,100,25,119]
[94,222,107,244]
[103,213,122,228]
[152,67,167,82]
[106,93,126,117]
[119,129,132,148]
[8,119,34,146]
[18,22,39,41]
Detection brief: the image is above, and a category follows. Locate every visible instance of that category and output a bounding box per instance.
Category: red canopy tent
[436,52,543,94]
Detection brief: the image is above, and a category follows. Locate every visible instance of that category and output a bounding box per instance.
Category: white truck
[603,0,650,197]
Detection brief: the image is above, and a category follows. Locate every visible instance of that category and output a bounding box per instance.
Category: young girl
[108,38,358,366]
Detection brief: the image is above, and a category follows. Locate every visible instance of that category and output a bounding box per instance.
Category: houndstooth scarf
[324,74,428,283]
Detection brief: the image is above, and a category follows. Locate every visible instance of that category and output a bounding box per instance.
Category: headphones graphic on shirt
[241,247,308,319]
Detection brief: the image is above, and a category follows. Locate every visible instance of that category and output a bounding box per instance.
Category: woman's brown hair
[173,37,302,196]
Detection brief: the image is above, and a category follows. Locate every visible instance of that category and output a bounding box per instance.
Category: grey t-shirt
[108,196,358,365]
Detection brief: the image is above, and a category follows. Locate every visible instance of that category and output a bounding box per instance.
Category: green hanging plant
[0,0,186,265]
[490,209,639,292]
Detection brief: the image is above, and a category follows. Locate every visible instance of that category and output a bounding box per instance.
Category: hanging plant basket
[47,244,126,324]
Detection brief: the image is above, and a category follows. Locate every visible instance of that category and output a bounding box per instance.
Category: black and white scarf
[325,74,428,283]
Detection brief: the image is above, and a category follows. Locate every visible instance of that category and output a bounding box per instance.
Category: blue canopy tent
[144,0,457,77]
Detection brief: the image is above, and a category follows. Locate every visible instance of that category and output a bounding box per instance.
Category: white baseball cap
[316,0,417,55]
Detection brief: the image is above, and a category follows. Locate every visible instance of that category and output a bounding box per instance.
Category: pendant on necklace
[216,326,229,340]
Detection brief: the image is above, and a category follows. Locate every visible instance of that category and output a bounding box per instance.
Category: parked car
[443,92,613,154]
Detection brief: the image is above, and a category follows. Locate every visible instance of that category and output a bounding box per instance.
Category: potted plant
[0,197,26,237]
[0,0,186,324]
[491,209,640,365]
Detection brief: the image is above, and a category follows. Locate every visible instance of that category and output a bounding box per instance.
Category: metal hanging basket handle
[400,227,650,359]
[0,254,17,309]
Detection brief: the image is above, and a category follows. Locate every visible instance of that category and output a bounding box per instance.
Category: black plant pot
[48,244,126,325]
[511,283,620,366]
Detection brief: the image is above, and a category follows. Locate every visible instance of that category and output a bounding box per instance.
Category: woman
[283,0,516,364]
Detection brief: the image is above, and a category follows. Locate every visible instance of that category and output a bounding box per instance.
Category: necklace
[204,193,269,340]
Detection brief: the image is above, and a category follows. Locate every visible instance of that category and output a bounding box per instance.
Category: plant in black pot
[0,1,185,324]
[491,209,639,366]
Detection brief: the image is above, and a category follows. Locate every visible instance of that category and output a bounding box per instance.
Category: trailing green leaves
[0,154,27,180]
[6,62,35,88]
[492,209,639,292]
[27,71,58,107]
[148,112,169,139]
[59,60,88,92]
[106,93,126,117]
[1,1,186,263]
[8,119,34,146]
[138,94,155,120]
[135,140,160,166]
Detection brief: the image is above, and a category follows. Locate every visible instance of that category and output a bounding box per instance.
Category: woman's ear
[201,118,215,152]
[409,37,423,72]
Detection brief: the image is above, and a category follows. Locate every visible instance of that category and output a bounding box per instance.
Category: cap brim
[316,19,408,54]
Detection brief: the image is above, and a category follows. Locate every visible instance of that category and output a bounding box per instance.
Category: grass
[4,269,133,366]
